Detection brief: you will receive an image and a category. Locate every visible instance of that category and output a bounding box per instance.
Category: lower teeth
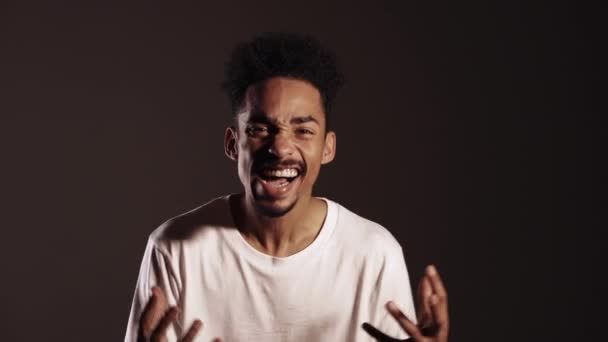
[276,179,288,186]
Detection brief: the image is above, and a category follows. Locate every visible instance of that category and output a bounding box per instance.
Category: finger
[140,287,169,338]
[426,265,448,329]
[426,265,447,298]
[429,294,449,336]
[210,339,222,342]
[417,276,433,327]
[361,322,402,342]
[180,319,203,342]
[386,301,425,341]
[151,306,179,342]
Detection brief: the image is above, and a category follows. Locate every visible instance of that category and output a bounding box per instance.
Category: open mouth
[258,167,301,187]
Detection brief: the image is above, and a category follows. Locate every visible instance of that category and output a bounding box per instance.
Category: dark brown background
[0,1,600,341]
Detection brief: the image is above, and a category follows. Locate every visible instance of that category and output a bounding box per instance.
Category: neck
[231,193,327,257]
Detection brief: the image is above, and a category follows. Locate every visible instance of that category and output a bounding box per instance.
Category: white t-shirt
[125,196,417,341]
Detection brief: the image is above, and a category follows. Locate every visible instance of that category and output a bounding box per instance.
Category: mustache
[253,159,307,175]
[250,146,307,176]
[253,159,306,174]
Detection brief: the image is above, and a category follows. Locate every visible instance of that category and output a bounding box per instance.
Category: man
[125,32,449,342]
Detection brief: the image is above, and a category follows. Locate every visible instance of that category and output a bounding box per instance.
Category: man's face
[225,77,336,217]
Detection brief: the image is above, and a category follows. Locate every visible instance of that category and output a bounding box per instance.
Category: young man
[125,33,449,342]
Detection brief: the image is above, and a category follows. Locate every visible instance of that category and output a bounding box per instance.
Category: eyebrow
[247,113,272,124]
[290,115,319,125]
[247,113,320,126]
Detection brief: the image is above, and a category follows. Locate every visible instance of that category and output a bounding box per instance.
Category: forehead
[240,77,325,124]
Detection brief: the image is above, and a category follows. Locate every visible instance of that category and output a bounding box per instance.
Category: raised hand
[137,286,221,342]
[363,265,449,342]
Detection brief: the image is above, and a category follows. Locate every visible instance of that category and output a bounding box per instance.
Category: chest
[213,258,362,315]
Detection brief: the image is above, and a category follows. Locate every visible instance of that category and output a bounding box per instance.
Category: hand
[137,286,221,342]
[363,265,449,342]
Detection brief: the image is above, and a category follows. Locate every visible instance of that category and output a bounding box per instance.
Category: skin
[362,265,449,341]
[137,77,449,341]
[224,77,336,257]
[137,287,210,342]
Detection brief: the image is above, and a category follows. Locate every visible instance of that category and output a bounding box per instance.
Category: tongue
[268,178,289,186]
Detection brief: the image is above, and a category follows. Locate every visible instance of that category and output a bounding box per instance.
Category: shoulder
[149,195,233,251]
[329,199,404,257]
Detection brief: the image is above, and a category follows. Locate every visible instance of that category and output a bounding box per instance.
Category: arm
[125,238,209,342]
[366,246,418,340]
[364,265,450,342]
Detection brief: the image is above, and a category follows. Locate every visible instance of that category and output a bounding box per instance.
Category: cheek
[236,146,253,177]
[301,144,324,178]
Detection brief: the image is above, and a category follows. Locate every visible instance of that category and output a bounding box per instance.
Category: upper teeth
[264,168,299,178]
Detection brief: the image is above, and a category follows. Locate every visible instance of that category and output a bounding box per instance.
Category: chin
[252,197,298,218]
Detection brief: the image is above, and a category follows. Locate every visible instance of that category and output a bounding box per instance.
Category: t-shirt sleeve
[124,237,182,342]
[371,245,418,340]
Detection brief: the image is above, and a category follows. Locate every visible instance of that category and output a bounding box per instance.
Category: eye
[246,125,270,137]
[296,128,315,135]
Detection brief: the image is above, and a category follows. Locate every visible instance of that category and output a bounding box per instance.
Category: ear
[224,126,238,161]
[321,131,336,164]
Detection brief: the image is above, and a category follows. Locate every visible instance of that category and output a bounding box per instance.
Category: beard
[251,195,298,217]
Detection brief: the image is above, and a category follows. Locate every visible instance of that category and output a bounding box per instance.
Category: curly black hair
[222,32,345,126]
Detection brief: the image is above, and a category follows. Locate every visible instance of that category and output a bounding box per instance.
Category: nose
[267,131,295,158]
